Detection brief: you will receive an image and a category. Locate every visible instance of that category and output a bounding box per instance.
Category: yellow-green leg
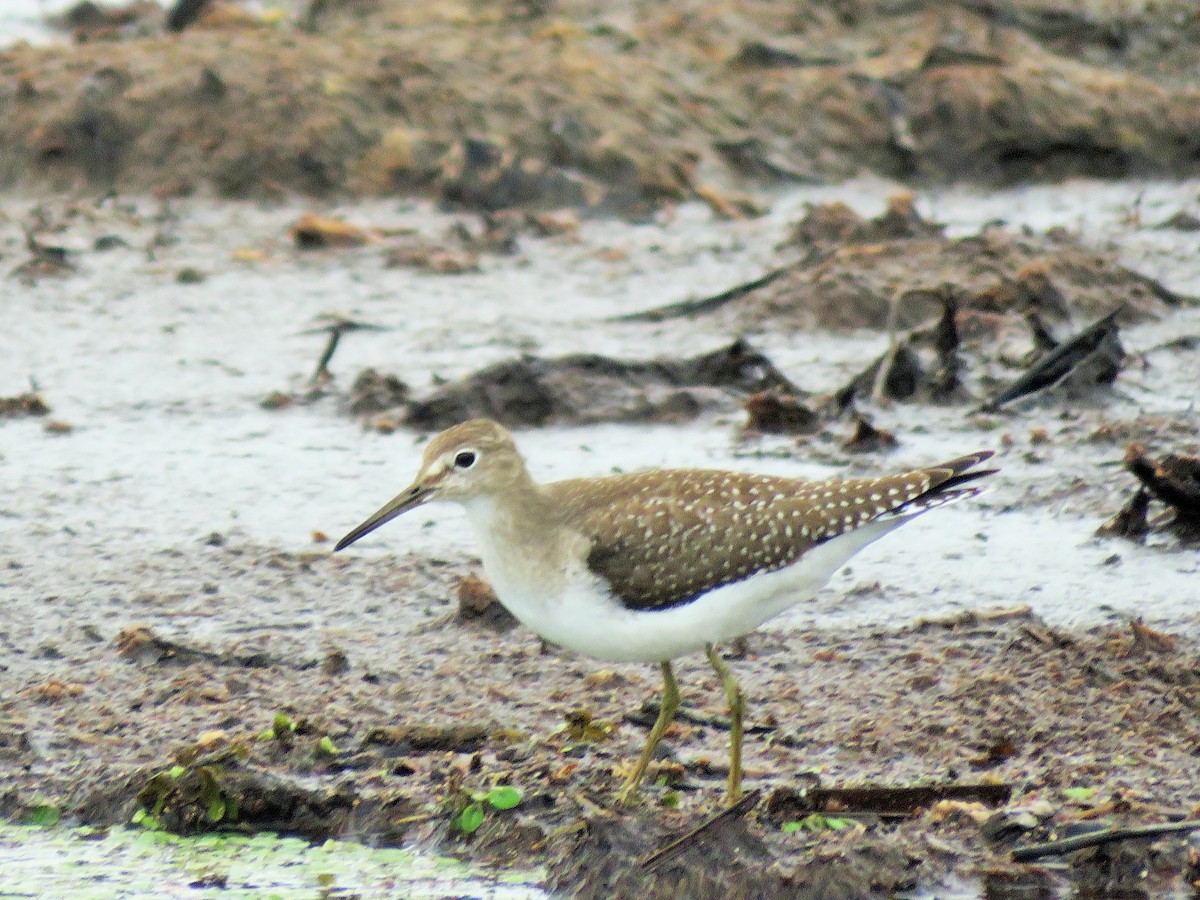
[705,643,744,804]
[616,660,680,805]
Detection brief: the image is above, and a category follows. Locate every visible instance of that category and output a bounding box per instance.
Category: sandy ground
[2,179,1200,896]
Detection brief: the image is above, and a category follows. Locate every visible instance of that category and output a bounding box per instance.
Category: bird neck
[460,474,580,597]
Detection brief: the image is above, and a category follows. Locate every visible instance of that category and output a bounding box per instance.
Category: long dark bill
[334,484,434,551]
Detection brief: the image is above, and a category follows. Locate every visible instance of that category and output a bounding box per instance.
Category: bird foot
[614,781,642,806]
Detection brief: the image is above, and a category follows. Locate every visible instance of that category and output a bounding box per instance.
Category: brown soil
[2,538,1199,896]
[627,199,1194,330]
[4,0,1200,210]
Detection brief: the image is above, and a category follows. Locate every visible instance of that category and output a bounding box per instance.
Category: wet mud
[5,563,1200,898]
[348,339,800,432]
[2,174,1199,898]
[248,193,1200,452]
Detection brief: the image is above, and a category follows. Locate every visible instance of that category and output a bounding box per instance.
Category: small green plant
[132,758,239,829]
[130,808,160,830]
[316,736,338,757]
[561,709,615,743]
[259,711,298,742]
[1063,786,1096,802]
[782,813,852,833]
[131,764,184,829]
[452,785,523,835]
[28,805,60,827]
[455,803,485,835]
[653,775,680,808]
[197,766,236,823]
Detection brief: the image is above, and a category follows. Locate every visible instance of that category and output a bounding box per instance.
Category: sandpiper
[336,419,994,804]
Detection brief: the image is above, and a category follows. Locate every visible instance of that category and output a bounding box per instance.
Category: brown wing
[550,453,994,612]
[553,470,810,611]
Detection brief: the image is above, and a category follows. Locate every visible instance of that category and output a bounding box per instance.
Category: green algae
[0,823,544,899]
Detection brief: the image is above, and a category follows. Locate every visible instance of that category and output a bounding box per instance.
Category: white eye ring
[454,450,478,469]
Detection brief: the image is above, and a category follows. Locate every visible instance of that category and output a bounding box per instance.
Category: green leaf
[455,802,485,835]
[167,765,187,779]
[317,736,337,757]
[782,813,851,833]
[207,797,227,822]
[485,786,522,811]
[273,712,295,734]
[29,805,60,827]
[1063,787,1096,801]
[258,728,276,741]
[131,809,146,825]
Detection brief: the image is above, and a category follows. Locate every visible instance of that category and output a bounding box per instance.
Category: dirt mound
[4,1,1200,208]
[627,202,1192,330]
[332,339,800,431]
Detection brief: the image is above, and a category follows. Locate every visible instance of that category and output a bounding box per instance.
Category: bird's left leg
[705,643,745,804]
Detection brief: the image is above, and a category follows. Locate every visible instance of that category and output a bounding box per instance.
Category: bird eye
[454,450,477,469]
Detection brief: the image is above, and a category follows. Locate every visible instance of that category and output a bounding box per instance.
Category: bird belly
[498,518,905,663]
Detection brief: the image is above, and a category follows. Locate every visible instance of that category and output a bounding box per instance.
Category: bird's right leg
[615,660,680,805]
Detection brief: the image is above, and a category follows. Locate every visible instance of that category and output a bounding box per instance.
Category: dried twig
[640,789,761,870]
[615,269,786,323]
[301,318,389,384]
[1012,819,1200,862]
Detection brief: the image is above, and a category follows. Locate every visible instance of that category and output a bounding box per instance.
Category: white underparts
[459,483,984,664]
[466,490,920,662]
[529,517,910,662]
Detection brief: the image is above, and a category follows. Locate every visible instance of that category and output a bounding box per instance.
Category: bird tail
[877,451,996,522]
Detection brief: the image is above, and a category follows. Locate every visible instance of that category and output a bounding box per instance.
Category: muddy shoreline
[4,2,1200,895]
[1,177,1199,895]
[6,556,1200,897]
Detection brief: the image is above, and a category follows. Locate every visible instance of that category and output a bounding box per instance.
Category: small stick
[640,788,761,870]
[302,318,389,384]
[1011,819,1200,862]
[312,326,344,383]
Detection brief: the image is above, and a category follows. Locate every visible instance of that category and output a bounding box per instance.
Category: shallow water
[0,0,75,46]
[4,179,1199,636]
[0,0,301,47]
[0,823,544,899]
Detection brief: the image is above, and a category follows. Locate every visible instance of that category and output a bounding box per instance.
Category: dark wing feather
[551,470,818,611]
[552,454,996,613]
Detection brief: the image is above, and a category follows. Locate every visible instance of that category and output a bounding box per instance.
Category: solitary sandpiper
[336,419,995,804]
